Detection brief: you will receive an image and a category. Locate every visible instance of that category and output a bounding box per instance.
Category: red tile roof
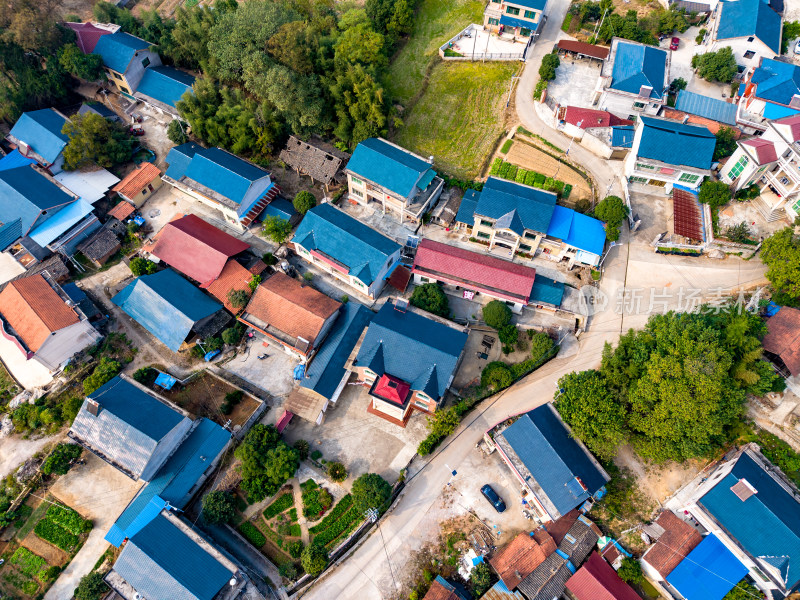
[776,114,800,142]
[0,275,79,352]
[150,214,249,285]
[113,163,161,200]
[412,239,536,303]
[740,138,778,165]
[489,530,557,590]
[563,107,633,129]
[422,579,464,600]
[641,511,703,579]
[556,40,610,60]
[762,306,800,376]
[63,22,113,53]
[372,374,411,406]
[566,552,641,600]
[201,259,253,313]
[107,200,136,222]
[673,187,704,242]
[244,272,341,346]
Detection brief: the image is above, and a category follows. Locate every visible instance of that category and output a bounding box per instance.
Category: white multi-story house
[483,0,547,40]
[704,0,781,68]
[624,116,716,193]
[720,114,800,222]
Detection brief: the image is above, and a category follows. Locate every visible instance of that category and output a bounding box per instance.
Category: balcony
[765,170,800,198]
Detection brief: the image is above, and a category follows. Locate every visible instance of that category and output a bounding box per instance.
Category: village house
[279,135,348,193]
[640,510,704,597]
[666,534,749,600]
[349,301,468,427]
[555,106,632,141]
[422,576,471,600]
[63,21,119,54]
[719,114,800,222]
[704,0,781,67]
[489,531,557,591]
[5,108,70,173]
[113,162,162,207]
[92,31,161,98]
[345,137,444,225]
[77,227,122,267]
[78,101,121,123]
[487,403,610,523]
[134,65,196,119]
[737,58,800,129]
[163,143,281,230]
[761,306,800,378]
[483,0,547,41]
[565,552,641,600]
[291,202,402,299]
[624,116,716,193]
[594,39,670,120]
[201,258,266,314]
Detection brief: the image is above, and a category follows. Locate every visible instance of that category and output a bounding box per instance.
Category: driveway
[223,335,299,400]
[44,452,143,600]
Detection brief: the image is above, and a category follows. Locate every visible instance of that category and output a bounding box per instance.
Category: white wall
[35,321,101,372]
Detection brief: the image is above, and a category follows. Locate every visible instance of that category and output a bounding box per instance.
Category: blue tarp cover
[154,372,177,390]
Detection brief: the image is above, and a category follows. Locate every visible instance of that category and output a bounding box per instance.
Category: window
[678,173,700,183]
[519,243,532,251]
[632,101,646,110]
[523,231,538,240]
[635,163,656,171]
[147,184,154,192]
[480,219,494,227]
[351,188,364,198]
[142,57,150,68]
[781,176,790,186]
[524,10,536,18]
[519,28,531,36]
[477,232,490,239]
[746,37,754,42]
[629,176,649,184]
[119,86,130,94]
[351,176,364,186]
[414,400,429,410]
[506,6,520,14]
[386,256,394,268]
[420,277,430,283]
[488,17,500,24]
[491,0,500,3]
[743,50,755,59]
[727,155,749,180]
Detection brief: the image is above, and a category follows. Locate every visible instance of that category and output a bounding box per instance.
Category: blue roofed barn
[492,403,610,521]
[6,109,69,168]
[134,65,196,117]
[92,32,161,95]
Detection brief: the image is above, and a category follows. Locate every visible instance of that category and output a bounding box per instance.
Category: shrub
[506,165,518,180]
[351,473,392,513]
[698,180,731,209]
[222,323,245,345]
[83,357,121,395]
[483,300,512,329]
[301,543,328,576]
[515,168,527,184]
[303,271,314,282]
[132,366,157,385]
[294,439,310,460]
[41,443,82,475]
[38,565,60,582]
[227,289,249,310]
[279,562,299,579]
[489,157,503,175]
[202,491,237,525]
[594,195,629,242]
[617,557,643,584]
[498,324,518,346]
[500,139,513,154]
[263,492,294,520]
[533,78,548,100]
[410,283,450,317]
[293,191,317,214]
[309,495,354,534]
[238,521,266,547]
[287,540,304,558]
[529,331,555,361]
[524,171,537,187]
[341,294,349,303]
[310,449,322,461]
[481,361,513,390]
[35,518,80,550]
[129,257,157,276]
[327,462,347,482]
[262,252,278,265]
[167,120,189,144]
[74,571,108,600]
[61,395,84,424]
[538,52,560,81]
[563,184,573,199]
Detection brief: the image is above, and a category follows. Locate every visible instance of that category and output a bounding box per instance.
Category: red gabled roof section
[562,106,633,129]
[113,163,160,200]
[641,511,703,579]
[762,306,800,376]
[740,138,778,165]
[150,214,249,285]
[412,239,536,303]
[63,22,114,54]
[372,374,411,406]
[201,259,253,313]
[775,113,800,142]
[107,200,136,222]
[490,530,557,590]
[566,552,641,600]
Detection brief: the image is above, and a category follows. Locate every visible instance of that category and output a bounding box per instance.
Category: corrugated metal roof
[183,147,272,209]
[0,165,75,235]
[504,0,546,10]
[475,177,557,235]
[637,116,716,170]
[29,198,94,247]
[566,552,641,600]
[751,59,800,105]
[347,138,435,198]
[610,126,635,148]
[674,91,737,126]
[262,196,297,221]
[546,205,606,257]
[165,142,202,180]
[136,66,195,109]
[291,203,400,287]
[499,15,537,30]
[610,41,668,99]
[8,109,69,165]
[455,189,479,224]
[0,149,37,172]
[665,534,748,600]
[530,276,565,307]
[92,31,152,74]
[482,580,526,600]
[716,0,781,53]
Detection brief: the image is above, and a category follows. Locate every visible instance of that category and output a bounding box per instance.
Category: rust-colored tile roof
[556,40,610,59]
[107,200,136,221]
[641,511,703,579]
[566,552,642,600]
[422,579,466,600]
[244,272,341,345]
[0,275,79,351]
[762,306,800,376]
[202,259,253,313]
[113,162,161,200]
[490,530,557,590]
[543,509,580,545]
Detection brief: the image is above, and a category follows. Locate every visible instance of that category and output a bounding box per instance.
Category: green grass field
[393,61,520,180]
[384,0,484,103]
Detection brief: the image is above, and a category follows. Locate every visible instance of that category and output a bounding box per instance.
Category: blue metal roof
[763,103,800,119]
[500,404,609,519]
[546,205,606,257]
[675,91,738,126]
[262,197,297,222]
[610,42,668,99]
[611,126,635,148]
[530,276,565,307]
[301,303,373,399]
[455,189,479,224]
[183,147,272,209]
[499,15,537,29]
[29,198,94,247]
[113,513,234,600]
[716,0,781,53]
[136,66,195,109]
[0,165,76,236]
[751,59,800,106]
[637,116,716,170]
[0,220,21,250]
[666,535,748,600]
[292,203,401,287]
[699,451,800,590]
[92,31,152,74]
[112,269,222,352]
[0,149,37,172]
[485,580,526,599]
[355,302,467,400]
[504,0,546,10]
[8,109,69,165]
[347,138,436,198]
[475,177,557,235]
[165,142,202,180]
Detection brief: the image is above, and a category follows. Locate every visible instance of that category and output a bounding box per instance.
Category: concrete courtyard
[547,58,602,109]
[448,28,528,58]
[222,334,298,400]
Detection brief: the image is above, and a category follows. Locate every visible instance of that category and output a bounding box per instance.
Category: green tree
[725,222,752,244]
[670,77,687,92]
[83,358,122,396]
[248,274,261,292]
[538,52,560,81]
[293,191,317,214]
[301,543,328,576]
[470,562,494,597]
[617,557,643,585]
[714,126,738,161]
[235,424,299,502]
[73,572,108,600]
[594,195,628,242]
[62,113,134,170]
[222,324,245,345]
[58,43,104,81]
[410,283,450,317]
[481,361,513,390]
[698,180,731,209]
[365,0,395,33]
[334,22,387,70]
[427,406,461,438]
[262,216,293,243]
[201,490,236,524]
[294,439,310,460]
[167,120,189,144]
[330,64,388,146]
[227,289,249,310]
[761,227,800,305]
[327,462,347,482]
[129,257,158,276]
[351,473,392,513]
[555,370,627,459]
[0,40,70,122]
[483,300,512,330]
[387,0,414,38]
[267,20,318,74]
[41,444,82,475]
[529,331,555,360]
[691,47,737,82]
[279,562,299,579]
[498,324,518,346]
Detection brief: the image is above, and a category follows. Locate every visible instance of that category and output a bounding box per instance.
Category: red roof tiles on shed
[201,259,253,313]
[63,22,113,53]
[556,40,610,60]
[762,306,800,376]
[150,214,249,285]
[566,552,641,600]
[113,162,160,200]
[107,200,136,222]
[562,107,633,129]
[740,138,778,165]
[412,239,536,303]
[490,530,557,590]
[641,511,703,579]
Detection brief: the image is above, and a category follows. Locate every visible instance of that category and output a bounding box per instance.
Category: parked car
[129,127,145,136]
[670,37,680,51]
[480,484,506,513]
[794,39,800,54]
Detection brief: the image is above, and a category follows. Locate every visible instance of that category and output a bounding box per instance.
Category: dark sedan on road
[480,484,506,513]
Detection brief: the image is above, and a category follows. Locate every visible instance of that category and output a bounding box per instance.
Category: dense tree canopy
[351,473,392,513]
[410,283,450,317]
[62,113,134,170]
[201,491,236,524]
[692,47,737,82]
[594,195,628,242]
[235,424,299,502]
[714,127,738,161]
[761,227,800,306]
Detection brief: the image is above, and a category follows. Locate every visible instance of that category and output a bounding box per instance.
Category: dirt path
[0,434,61,480]
[614,445,704,506]
[292,478,310,546]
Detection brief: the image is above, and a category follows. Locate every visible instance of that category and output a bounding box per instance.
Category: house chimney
[790,94,800,110]
[86,399,101,417]
[639,85,653,98]
[428,155,434,164]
